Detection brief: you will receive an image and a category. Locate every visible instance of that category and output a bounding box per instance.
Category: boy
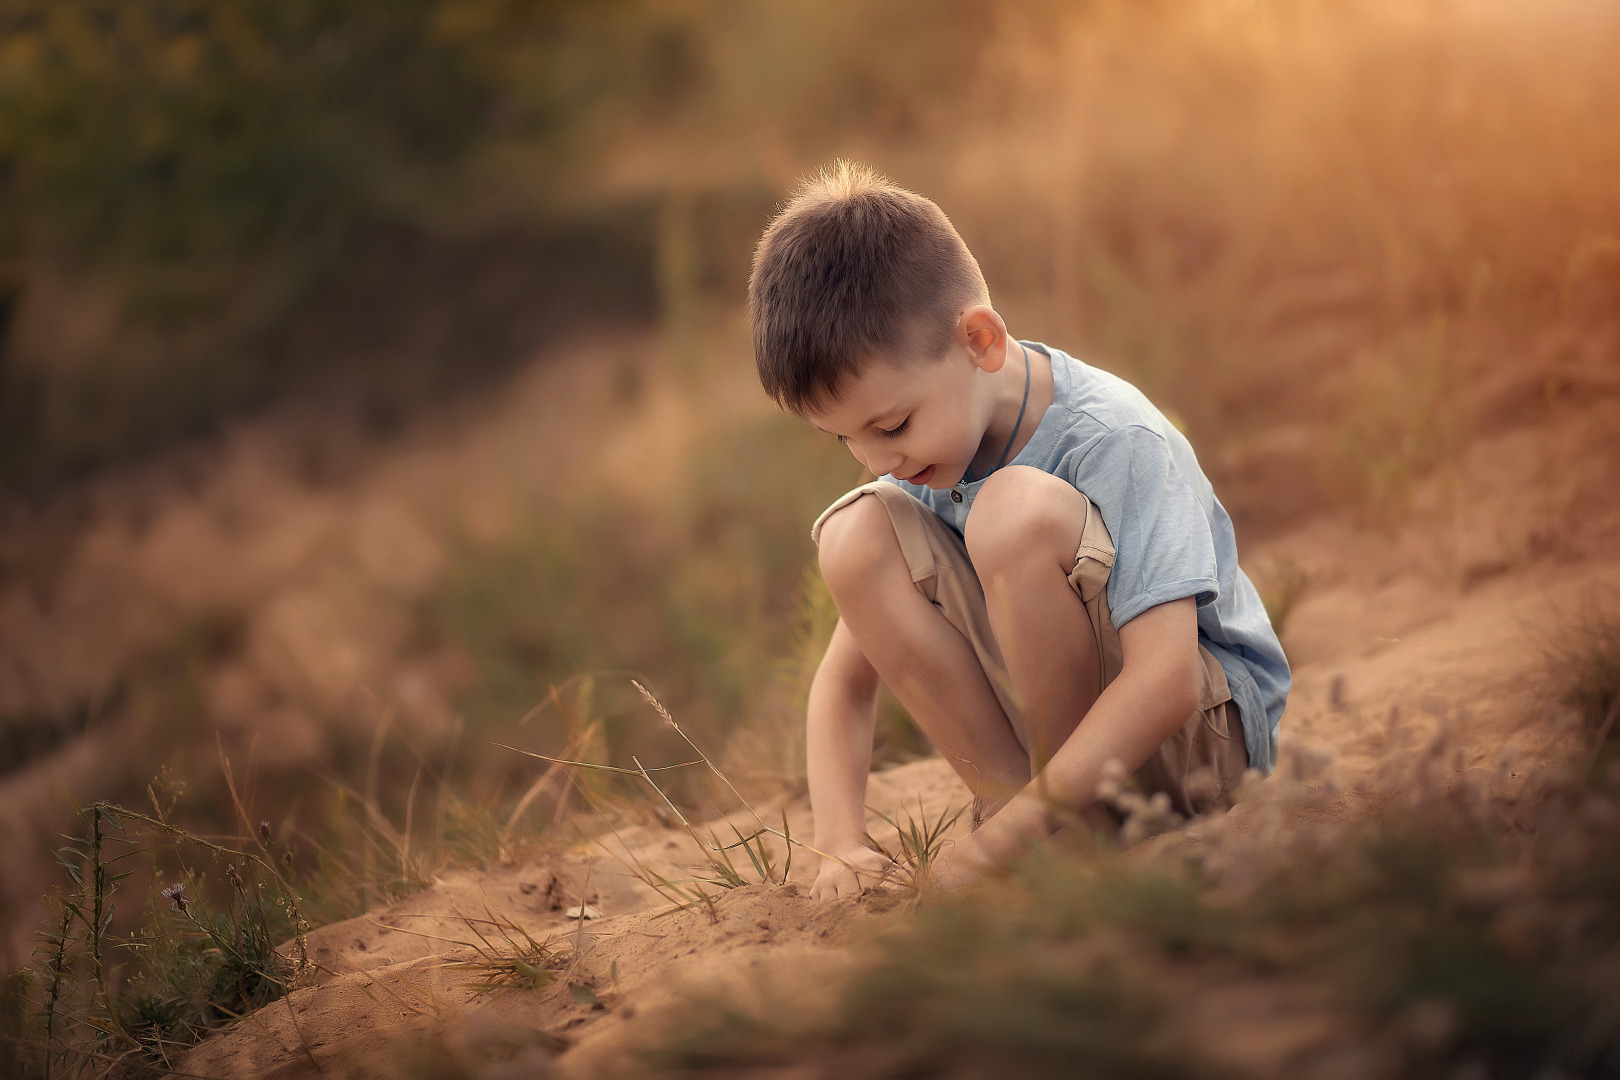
[748,162,1290,898]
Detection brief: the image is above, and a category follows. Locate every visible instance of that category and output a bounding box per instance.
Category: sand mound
[177,767,945,1079]
[163,388,1620,1077]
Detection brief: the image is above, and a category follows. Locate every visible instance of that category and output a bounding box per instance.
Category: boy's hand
[921,836,985,892]
[810,844,895,899]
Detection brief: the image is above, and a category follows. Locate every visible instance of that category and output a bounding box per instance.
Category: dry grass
[506,680,808,917]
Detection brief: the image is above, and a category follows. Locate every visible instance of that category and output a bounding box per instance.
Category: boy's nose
[861,446,903,478]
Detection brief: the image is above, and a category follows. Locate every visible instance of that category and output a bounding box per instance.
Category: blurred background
[2,0,1618,964]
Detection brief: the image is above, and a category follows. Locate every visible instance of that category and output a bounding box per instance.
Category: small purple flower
[225,864,244,892]
[161,882,190,913]
[259,819,272,845]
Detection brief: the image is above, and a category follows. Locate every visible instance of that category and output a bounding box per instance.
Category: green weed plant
[866,798,968,892]
[11,801,309,1078]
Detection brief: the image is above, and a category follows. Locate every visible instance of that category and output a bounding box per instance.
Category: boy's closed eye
[834,417,909,444]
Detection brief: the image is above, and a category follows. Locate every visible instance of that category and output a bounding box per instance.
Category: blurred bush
[430,406,859,777]
[0,0,648,486]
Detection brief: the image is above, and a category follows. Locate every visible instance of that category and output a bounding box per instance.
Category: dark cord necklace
[964,341,1031,484]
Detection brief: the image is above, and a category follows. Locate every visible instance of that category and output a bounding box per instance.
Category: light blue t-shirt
[884,342,1289,772]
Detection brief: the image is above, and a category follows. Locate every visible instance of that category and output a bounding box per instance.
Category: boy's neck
[970,340,1054,478]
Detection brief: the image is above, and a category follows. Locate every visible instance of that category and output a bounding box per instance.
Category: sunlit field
[2,1,1618,1076]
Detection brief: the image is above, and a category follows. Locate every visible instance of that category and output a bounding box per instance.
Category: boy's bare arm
[939,596,1202,878]
[806,618,896,898]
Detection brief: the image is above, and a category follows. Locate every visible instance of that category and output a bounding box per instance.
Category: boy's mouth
[901,465,936,485]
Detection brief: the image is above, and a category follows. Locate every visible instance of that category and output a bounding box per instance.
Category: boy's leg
[814,486,1030,807]
[963,467,1105,773]
[814,475,1245,838]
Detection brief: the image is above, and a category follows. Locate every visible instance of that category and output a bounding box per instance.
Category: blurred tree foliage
[7,0,1612,499]
[0,0,993,489]
[0,0,599,486]
[5,1,488,257]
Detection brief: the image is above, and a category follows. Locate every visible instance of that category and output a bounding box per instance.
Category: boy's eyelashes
[833,417,910,444]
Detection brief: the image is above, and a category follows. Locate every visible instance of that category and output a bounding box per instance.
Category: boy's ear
[959,306,1011,374]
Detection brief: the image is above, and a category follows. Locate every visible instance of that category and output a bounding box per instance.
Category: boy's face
[804,332,1001,489]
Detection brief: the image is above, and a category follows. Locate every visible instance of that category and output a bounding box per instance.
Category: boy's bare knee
[816,495,902,597]
[965,466,1090,570]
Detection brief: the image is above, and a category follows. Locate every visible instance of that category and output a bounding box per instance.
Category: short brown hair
[748,161,989,416]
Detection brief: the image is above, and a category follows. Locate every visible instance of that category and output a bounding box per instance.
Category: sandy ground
[165,380,1620,1078]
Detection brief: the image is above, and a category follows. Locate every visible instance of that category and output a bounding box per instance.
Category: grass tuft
[866,798,967,891]
[446,905,567,995]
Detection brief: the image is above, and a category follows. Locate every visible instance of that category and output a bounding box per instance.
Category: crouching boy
[747,163,1290,897]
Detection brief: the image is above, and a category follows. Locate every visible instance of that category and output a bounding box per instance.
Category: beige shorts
[812,481,1249,824]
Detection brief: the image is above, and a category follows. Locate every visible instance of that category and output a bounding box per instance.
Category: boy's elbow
[1135,645,1200,738]
[1118,596,1202,734]
[1164,664,1200,731]
[1164,639,1206,732]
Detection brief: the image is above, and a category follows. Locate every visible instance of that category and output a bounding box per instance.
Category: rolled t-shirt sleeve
[1067,424,1221,628]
